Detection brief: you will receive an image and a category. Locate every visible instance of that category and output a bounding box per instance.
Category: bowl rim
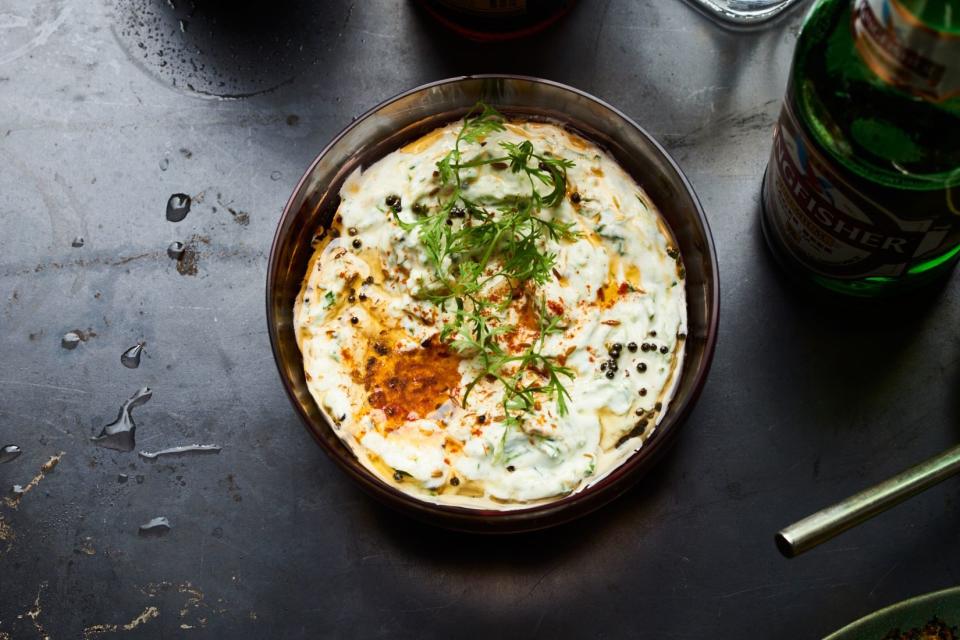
[267,74,720,529]
[823,586,960,640]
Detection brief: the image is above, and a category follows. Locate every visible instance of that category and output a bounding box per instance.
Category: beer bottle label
[762,101,952,279]
[853,0,960,102]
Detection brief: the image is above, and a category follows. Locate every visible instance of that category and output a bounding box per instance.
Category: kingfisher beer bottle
[761,0,960,296]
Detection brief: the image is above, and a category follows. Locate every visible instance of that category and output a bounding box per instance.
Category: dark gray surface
[2,1,959,638]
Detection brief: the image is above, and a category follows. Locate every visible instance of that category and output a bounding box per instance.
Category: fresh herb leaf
[395,103,580,432]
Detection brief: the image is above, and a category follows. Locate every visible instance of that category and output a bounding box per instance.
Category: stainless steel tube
[776,443,960,558]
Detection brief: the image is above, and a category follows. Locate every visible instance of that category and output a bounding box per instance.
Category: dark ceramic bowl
[825,587,960,639]
[267,76,720,533]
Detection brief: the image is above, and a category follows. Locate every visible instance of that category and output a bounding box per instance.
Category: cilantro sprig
[394,103,579,428]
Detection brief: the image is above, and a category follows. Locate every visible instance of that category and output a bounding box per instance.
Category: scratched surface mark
[2,0,960,638]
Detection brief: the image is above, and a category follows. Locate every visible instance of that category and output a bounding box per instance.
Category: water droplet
[90,387,153,452]
[121,343,145,369]
[159,157,169,171]
[71,236,85,248]
[138,516,171,537]
[166,194,191,222]
[0,445,21,463]
[179,19,187,33]
[270,171,281,181]
[167,241,185,260]
[61,332,81,350]
[61,328,95,349]
[117,473,129,483]
[138,444,221,460]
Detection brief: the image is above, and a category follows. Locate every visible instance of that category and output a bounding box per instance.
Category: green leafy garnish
[584,457,596,478]
[458,296,575,427]
[394,103,579,430]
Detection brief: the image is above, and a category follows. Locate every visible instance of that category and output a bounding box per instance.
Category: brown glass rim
[266,75,720,532]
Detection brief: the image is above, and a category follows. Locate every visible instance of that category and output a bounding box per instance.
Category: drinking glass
[684,0,809,26]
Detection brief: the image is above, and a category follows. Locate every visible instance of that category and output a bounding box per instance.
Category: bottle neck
[852,0,960,102]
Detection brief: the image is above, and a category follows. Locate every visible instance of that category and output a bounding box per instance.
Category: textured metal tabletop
[2,1,960,638]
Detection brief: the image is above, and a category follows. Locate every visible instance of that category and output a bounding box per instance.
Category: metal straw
[776,443,960,558]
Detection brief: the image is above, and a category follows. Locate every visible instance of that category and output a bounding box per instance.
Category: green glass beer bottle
[761,0,960,296]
